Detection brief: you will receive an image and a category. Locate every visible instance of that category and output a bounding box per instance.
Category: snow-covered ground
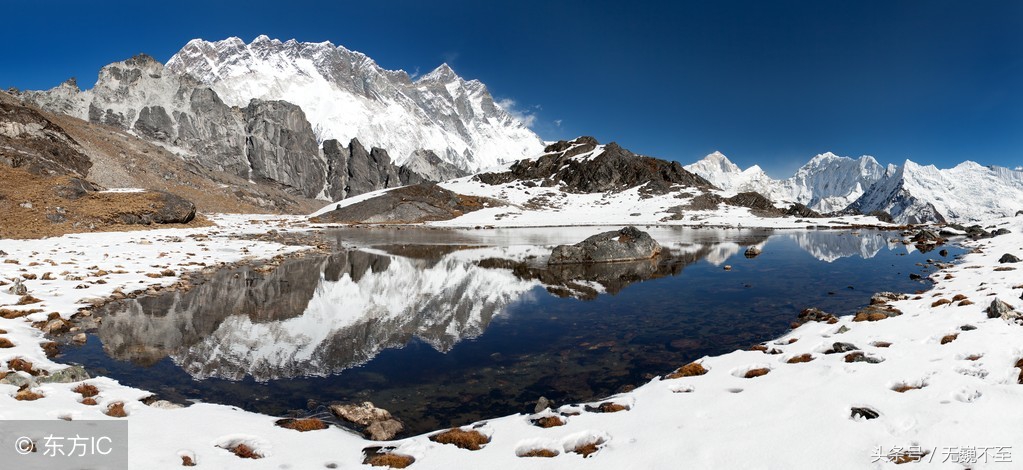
[1,214,1021,469]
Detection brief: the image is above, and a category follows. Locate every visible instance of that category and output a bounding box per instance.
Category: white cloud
[409,66,421,79]
[554,119,562,127]
[495,98,537,128]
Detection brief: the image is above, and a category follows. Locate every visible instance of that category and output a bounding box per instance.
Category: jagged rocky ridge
[19,52,468,201]
[165,35,544,171]
[478,136,713,194]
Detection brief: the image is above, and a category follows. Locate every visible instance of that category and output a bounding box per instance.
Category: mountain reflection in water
[67,228,954,435]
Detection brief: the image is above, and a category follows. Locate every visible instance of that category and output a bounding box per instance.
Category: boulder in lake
[910,229,943,244]
[548,226,662,265]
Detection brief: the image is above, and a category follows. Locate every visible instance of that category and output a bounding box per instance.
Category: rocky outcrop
[0,93,91,176]
[548,226,662,265]
[112,191,196,225]
[725,192,777,212]
[311,184,502,224]
[243,100,325,198]
[345,138,400,198]
[478,137,713,194]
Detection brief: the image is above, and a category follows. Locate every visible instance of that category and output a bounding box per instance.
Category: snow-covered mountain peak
[808,151,840,163]
[167,36,544,170]
[419,63,459,83]
[852,158,1023,223]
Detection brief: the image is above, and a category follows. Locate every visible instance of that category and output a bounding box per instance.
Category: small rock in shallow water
[330,401,394,426]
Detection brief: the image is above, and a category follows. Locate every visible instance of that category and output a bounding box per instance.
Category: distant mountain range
[685,152,1023,223]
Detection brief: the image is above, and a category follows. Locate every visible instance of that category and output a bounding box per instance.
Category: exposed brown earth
[0,165,207,239]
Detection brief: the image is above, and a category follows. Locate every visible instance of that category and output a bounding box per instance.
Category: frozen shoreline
[1,215,1020,469]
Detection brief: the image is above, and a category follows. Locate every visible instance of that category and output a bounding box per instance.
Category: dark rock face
[311,184,501,224]
[478,137,712,194]
[243,100,325,198]
[322,139,461,202]
[134,105,175,141]
[0,94,92,176]
[548,226,662,265]
[324,139,397,201]
[346,139,400,198]
[322,139,350,201]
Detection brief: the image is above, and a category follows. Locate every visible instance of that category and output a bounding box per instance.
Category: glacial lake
[61,227,961,436]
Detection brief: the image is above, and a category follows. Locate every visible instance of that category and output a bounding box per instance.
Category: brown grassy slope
[0,165,210,239]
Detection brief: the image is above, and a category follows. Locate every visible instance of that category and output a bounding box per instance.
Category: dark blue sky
[2,0,1020,176]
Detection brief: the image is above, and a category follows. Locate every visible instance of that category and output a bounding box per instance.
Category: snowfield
[1,214,1022,469]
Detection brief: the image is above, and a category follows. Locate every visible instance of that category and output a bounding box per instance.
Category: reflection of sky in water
[63,229,959,436]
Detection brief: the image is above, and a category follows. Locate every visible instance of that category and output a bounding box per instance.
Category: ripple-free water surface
[61,227,960,436]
